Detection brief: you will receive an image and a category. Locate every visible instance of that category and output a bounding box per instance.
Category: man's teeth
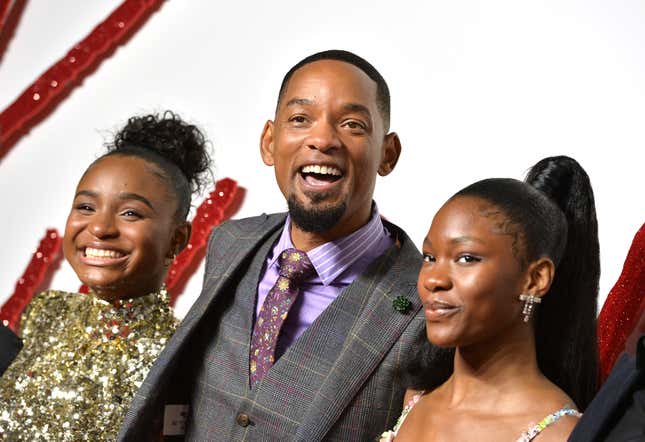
[85,247,123,259]
[301,165,342,176]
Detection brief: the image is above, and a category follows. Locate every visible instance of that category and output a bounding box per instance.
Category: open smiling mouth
[300,164,343,187]
[84,247,124,259]
[81,247,128,265]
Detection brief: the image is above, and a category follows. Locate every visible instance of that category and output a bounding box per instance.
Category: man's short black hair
[277,49,391,131]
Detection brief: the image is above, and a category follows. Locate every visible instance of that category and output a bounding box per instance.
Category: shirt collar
[270,203,388,286]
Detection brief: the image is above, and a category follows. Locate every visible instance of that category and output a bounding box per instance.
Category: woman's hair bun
[109,111,212,195]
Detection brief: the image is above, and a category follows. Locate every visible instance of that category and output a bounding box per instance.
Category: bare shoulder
[519,378,581,440]
[402,388,424,406]
[534,413,580,441]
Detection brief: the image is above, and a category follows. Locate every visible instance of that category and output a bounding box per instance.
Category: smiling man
[260,55,400,250]
[119,50,433,441]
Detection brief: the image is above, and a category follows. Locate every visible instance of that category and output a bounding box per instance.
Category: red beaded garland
[0,1,11,31]
[0,0,164,156]
[0,229,62,331]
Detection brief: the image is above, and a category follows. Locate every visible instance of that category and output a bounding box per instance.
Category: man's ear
[378,132,402,176]
[260,120,275,166]
[522,257,555,298]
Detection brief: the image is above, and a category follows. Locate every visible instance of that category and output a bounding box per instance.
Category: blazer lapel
[179,213,285,331]
[295,230,422,441]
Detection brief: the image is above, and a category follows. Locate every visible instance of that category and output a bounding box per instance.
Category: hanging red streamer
[0,0,12,31]
[0,0,164,157]
[0,229,62,331]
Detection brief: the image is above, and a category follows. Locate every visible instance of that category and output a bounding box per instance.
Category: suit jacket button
[236,413,250,427]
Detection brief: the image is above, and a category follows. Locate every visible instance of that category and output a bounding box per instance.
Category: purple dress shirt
[256,204,394,358]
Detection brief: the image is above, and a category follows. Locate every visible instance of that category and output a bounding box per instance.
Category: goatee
[287,195,346,233]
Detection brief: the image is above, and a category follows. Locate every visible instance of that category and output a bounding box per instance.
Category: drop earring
[165,251,177,266]
[519,294,541,322]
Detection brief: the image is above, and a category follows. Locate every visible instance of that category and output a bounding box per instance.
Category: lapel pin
[392,295,412,314]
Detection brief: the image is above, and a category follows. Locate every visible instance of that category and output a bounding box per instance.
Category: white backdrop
[1,1,643,318]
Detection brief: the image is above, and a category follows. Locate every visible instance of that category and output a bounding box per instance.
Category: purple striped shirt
[256,205,394,358]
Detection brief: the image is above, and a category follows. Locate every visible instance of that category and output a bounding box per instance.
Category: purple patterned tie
[249,248,314,387]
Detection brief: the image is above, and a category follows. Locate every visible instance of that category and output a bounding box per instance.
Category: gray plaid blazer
[118,213,426,441]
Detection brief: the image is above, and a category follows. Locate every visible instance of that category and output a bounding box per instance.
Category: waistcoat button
[236,413,250,427]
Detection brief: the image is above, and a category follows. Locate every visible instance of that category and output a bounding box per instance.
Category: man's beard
[287,194,346,233]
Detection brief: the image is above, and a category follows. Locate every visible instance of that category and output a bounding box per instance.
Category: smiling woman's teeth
[85,247,123,259]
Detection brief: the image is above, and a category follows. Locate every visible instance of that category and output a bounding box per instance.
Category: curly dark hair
[102,111,212,220]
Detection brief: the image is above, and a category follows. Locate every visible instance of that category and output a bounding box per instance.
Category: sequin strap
[517,406,582,442]
[378,391,424,441]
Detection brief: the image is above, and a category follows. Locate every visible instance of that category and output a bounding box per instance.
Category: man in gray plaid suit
[119,50,431,441]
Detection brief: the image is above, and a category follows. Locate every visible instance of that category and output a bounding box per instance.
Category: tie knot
[277,248,314,282]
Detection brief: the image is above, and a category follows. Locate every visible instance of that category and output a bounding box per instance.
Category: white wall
[1,1,643,318]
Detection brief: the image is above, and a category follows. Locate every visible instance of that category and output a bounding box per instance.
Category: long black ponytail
[525,156,600,409]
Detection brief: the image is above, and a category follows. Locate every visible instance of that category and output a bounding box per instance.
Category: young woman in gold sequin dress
[381,156,600,441]
[0,112,211,440]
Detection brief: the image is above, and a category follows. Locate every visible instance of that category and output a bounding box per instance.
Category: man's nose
[305,121,342,152]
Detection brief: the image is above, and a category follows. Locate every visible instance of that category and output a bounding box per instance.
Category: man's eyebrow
[343,103,371,117]
[119,192,156,212]
[74,190,97,199]
[423,238,432,248]
[285,97,314,107]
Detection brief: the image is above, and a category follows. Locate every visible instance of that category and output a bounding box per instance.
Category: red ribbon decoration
[0,0,163,157]
[0,0,12,31]
[0,229,62,331]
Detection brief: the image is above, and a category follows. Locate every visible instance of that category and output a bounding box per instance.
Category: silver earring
[165,252,177,266]
[519,294,541,322]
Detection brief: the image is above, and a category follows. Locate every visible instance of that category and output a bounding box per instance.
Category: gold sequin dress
[0,288,177,441]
